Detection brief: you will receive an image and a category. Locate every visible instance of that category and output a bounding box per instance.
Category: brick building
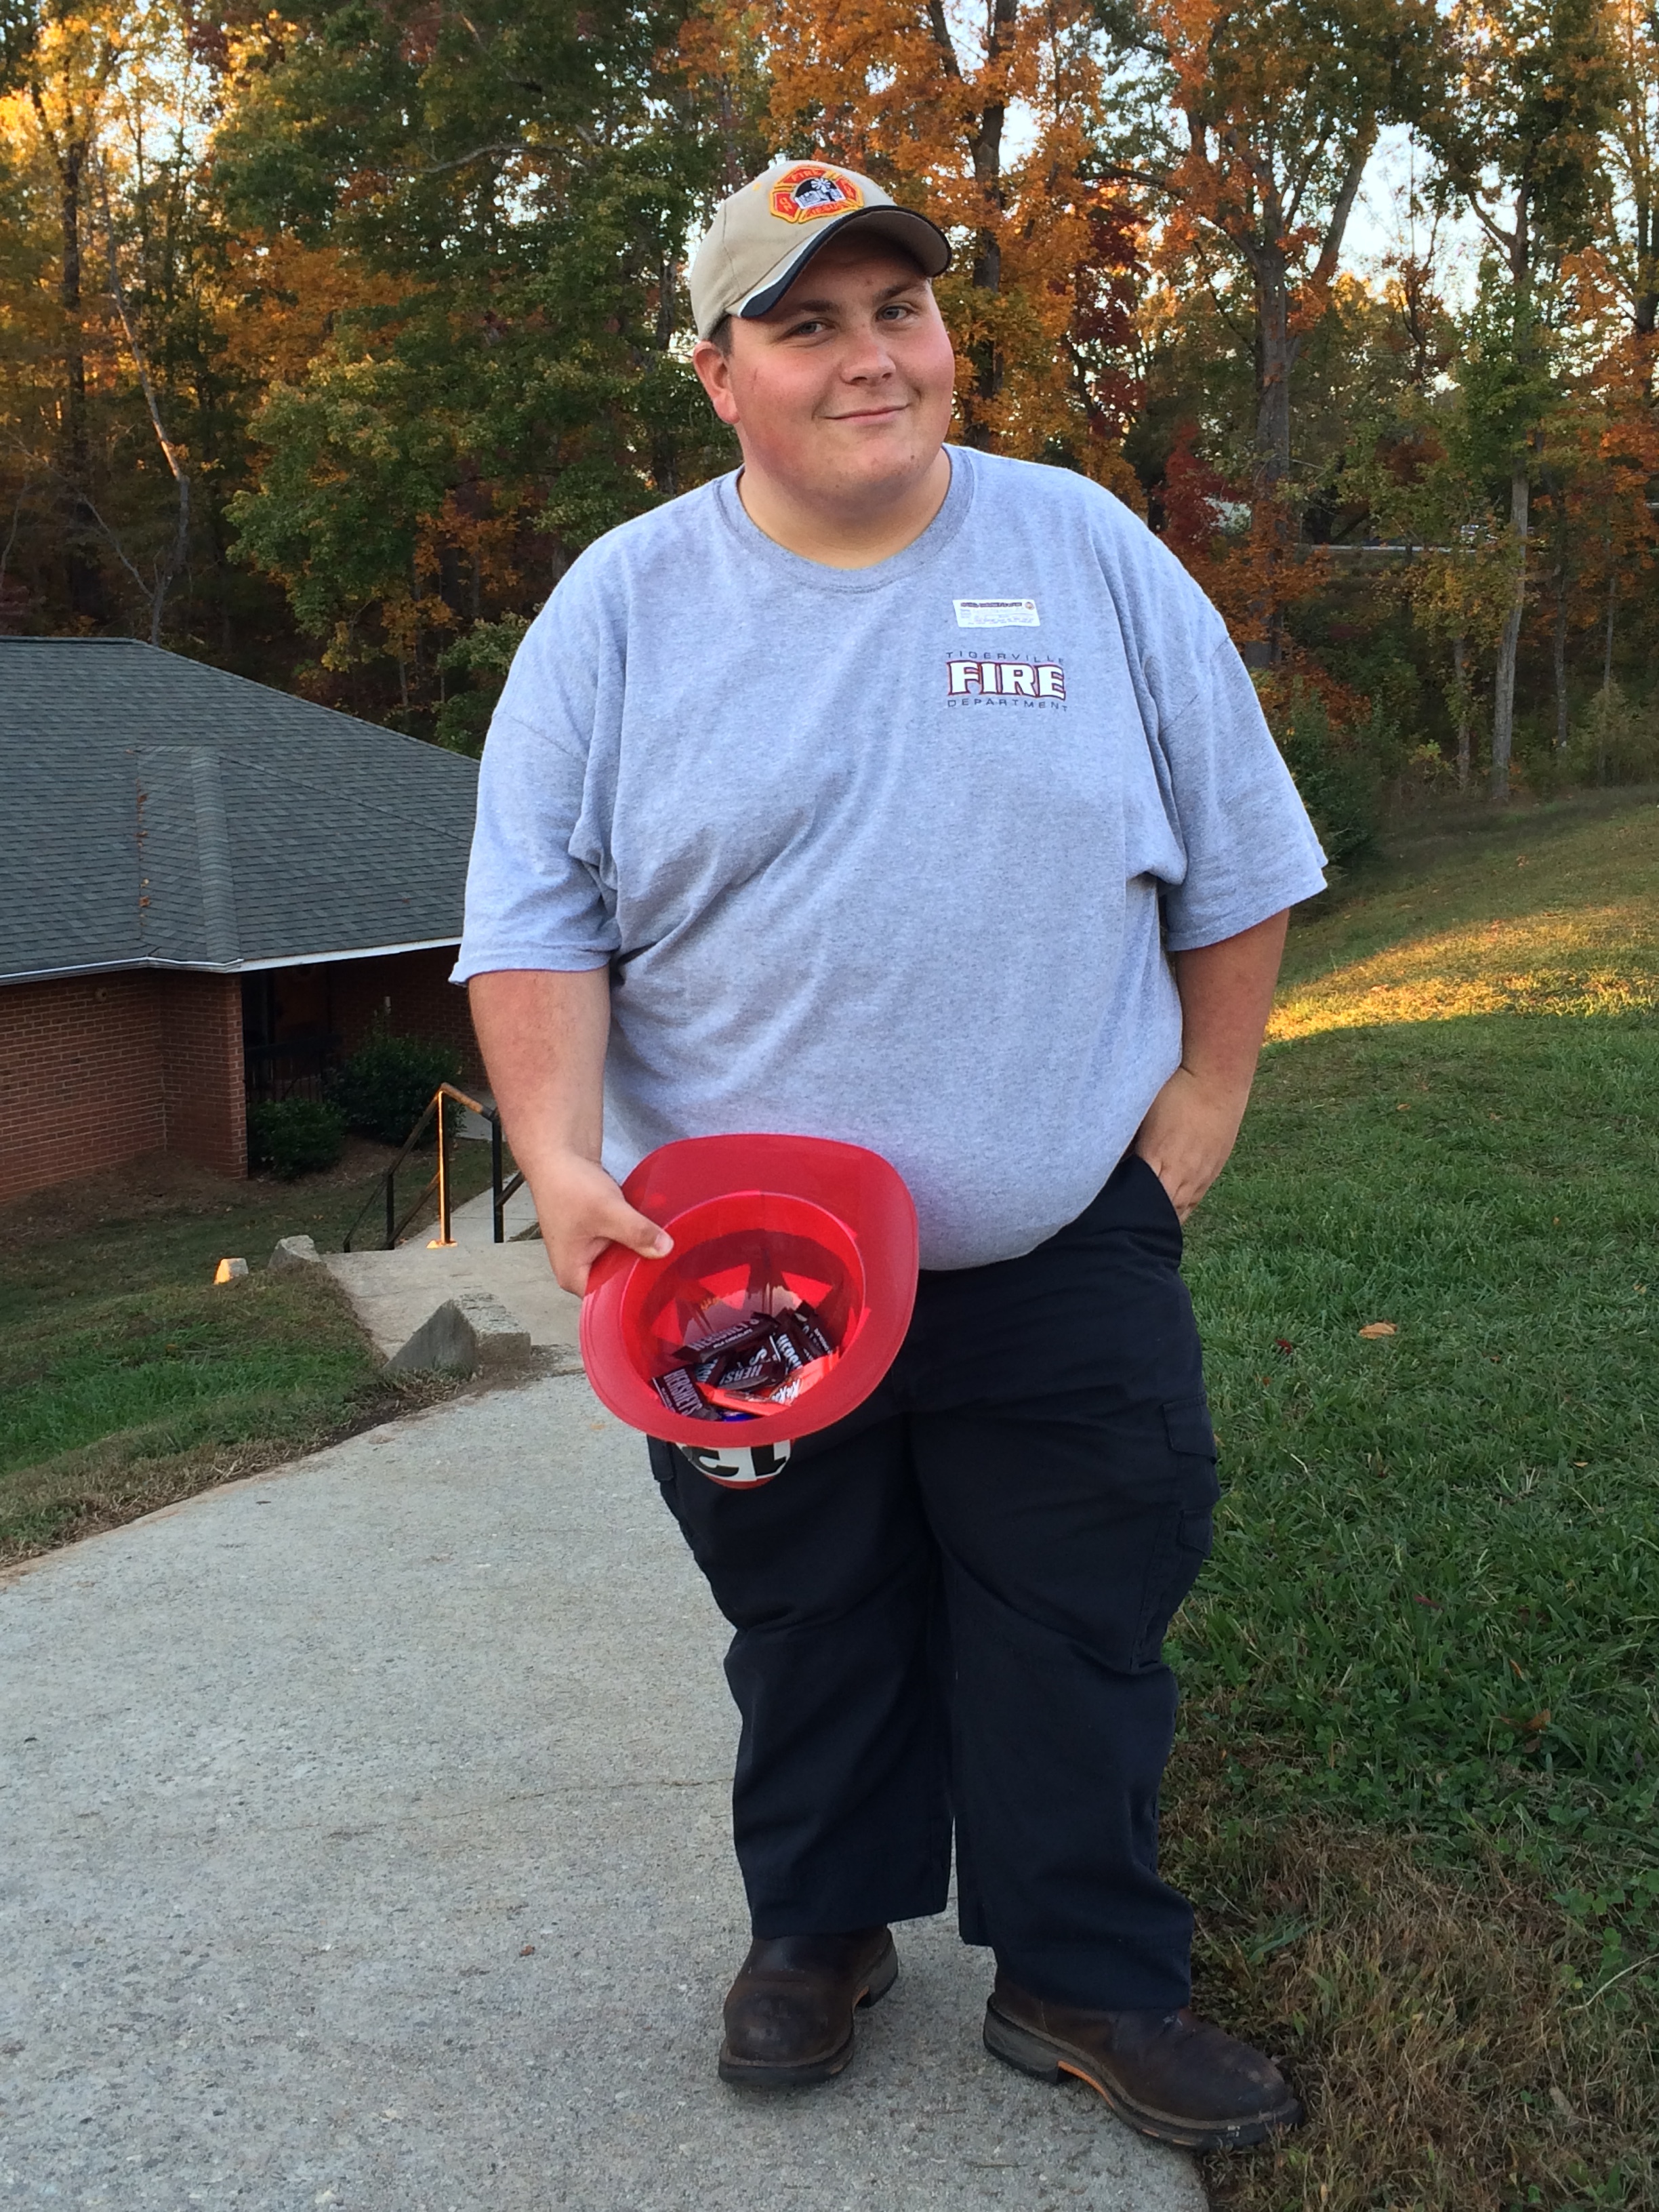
[1,640,482,1206]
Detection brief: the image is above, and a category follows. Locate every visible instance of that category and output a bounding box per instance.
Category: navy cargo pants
[646,1151,1218,2013]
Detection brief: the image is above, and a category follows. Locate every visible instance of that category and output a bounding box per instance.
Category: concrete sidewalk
[0,1374,1203,2212]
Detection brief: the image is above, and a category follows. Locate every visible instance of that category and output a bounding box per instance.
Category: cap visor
[737,207,952,322]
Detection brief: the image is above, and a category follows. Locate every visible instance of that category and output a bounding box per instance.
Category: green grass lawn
[1174,792,1659,2210]
[0,1133,500,1561]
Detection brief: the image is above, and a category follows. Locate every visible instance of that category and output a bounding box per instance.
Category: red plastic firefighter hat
[580,1134,919,1467]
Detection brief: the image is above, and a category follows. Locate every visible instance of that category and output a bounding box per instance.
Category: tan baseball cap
[688,160,951,340]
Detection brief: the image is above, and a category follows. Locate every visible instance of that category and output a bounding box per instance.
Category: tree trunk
[103,205,191,647]
[1238,247,1295,666]
[1453,635,1471,792]
[1490,463,1529,803]
[1551,559,1568,752]
[1634,184,1656,354]
[649,251,678,497]
[1602,531,1617,692]
[963,100,1006,444]
[930,0,1013,447]
[150,471,188,648]
[57,138,103,618]
[1253,253,1294,490]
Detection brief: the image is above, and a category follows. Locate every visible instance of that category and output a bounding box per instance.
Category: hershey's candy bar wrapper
[674,1309,774,1367]
[654,1367,717,1420]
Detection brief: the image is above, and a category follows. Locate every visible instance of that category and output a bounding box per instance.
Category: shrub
[247,1098,347,1180]
[1564,682,1659,787]
[434,614,531,757]
[331,1031,465,1145]
[1265,678,1382,865]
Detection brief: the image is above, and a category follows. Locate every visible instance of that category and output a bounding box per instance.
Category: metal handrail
[342,1082,518,1252]
[490,1107,527,1245]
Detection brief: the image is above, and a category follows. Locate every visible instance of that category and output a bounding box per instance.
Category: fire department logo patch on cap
[769,164,863,224]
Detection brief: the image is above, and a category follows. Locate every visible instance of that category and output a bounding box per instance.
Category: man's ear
[692,337,742,427]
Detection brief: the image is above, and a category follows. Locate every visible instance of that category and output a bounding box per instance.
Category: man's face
[692,237,956,506]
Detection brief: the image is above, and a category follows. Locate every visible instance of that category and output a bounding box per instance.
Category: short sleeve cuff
[1162,869,1329,954]
[449,945,615,985]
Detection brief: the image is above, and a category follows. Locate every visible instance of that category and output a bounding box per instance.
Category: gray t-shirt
[455,447,1326,1269]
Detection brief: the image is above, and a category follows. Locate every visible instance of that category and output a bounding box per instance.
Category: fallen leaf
[520,1944,537,1956]
[1359,1321,1397,1338]
[1273,1337,1295,1355]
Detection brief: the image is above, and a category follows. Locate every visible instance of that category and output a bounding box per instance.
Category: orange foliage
[1155,424,1328,656]
[220,234,407,386]
[687,0,1141,466]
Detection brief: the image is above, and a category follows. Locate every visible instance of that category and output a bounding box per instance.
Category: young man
[457,159,1326,2153]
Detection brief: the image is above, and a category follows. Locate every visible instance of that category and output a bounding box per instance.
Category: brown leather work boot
[984,1970,1303,2151]
[718,1926,899,2087]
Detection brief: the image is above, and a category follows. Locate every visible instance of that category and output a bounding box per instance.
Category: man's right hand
[532,1151,673,1296]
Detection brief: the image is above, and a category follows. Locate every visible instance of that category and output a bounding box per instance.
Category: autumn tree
[1134,0,1439,503]
[1421,0,1616,798]
[1599,0,1659,344]
[698,0,1142,464]
[1532,249,1659,744]
[5,0,134,616]
[0,0,270,645]
[218,0,722,734]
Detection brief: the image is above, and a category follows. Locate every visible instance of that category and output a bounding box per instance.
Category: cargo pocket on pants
[1130,1398,1221,1668]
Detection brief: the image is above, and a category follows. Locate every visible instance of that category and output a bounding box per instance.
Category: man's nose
[842,322,899,379]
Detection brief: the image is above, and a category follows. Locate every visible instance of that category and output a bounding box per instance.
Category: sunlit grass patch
[1273,799,1659,1038]
[1271,903,1659,1035]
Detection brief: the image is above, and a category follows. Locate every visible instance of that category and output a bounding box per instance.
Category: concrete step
[323,1242,579,1370]
[447,1176,539,1246]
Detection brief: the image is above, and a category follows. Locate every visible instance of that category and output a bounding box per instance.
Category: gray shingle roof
[1,640,478,982]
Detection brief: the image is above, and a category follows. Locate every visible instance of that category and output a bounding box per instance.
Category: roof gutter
[0,937,462,988]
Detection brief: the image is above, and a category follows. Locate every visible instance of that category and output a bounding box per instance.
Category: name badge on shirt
[954,597,1040,628]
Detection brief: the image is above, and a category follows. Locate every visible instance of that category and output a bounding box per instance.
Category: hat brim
[733,206,952,327]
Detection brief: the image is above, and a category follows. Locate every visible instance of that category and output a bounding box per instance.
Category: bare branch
[0,481,32,617]
[386,140,550,178]
[925,0,963,80]
[1092,160,1177,197]
[100,188,186,486]
[97,167,190,645]
[76,485,154,602]
[1309,125,1377,293]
